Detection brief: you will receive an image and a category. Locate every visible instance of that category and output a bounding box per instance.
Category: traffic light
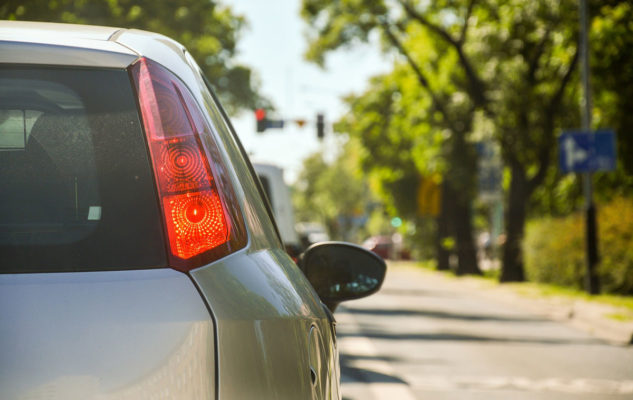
[316,113,325,140]
[255,108,267,133]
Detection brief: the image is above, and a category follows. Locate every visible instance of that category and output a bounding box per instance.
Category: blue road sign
[558,130,616,173]
[265,119,285,129]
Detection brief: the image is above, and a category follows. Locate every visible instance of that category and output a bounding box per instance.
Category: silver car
[0,21,386,400]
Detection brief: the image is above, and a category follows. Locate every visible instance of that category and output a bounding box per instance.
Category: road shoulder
[388,262,633,346]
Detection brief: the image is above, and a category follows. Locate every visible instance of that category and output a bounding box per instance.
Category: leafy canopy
[1,0,268,114]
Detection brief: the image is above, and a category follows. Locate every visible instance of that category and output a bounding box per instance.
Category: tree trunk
[436,180,452,271]
[453,190,481,275]
[447,125,481,276]
[500,162,528,282]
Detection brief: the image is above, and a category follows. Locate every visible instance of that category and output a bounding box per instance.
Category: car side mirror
[298,241,387,312]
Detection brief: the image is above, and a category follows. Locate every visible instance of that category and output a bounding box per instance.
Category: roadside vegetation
[524,196,633,295]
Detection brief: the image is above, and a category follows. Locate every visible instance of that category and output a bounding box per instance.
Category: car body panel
[191,248,336,399]
[0,269,215,400]
[0,20,121,41]
[0,21,136,68]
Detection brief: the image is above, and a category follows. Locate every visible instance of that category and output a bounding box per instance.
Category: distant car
[362,235,411,260]
[0,21,386,400]
[362,235,393,259]
[297,221,331,248]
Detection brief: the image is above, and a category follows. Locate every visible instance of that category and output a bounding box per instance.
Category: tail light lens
[130,57,246,271]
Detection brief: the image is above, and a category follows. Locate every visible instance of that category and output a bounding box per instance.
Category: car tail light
[130,57,246,271]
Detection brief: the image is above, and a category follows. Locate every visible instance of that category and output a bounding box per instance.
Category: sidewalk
[388,262,633,346]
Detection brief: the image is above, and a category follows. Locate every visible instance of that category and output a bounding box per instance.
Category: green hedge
[524,197,633,294]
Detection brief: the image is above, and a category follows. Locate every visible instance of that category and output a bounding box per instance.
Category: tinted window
[0,67,166,273]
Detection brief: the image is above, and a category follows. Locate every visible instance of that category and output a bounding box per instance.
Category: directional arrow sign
[558,130,616,173]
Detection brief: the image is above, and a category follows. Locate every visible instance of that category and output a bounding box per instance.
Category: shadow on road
[379,287,462,298]
[338,329,604,345]
[343,307,548,323]
[340,353,409,384]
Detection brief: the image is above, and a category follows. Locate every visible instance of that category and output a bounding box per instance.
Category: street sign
[417,176,441,217]
[476,141,502,201]
[558,130,616,173]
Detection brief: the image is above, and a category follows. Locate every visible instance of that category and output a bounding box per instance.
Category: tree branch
[459,0,477,45]
[548,47,579,112]
[527,27,551,84]
[527,47,579,192]
[398,0,488,109]
[380,20,452,124]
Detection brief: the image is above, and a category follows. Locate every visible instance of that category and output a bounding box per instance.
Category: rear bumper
[0,268,215,399]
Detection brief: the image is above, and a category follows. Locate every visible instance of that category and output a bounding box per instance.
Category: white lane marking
[409,375,633,394]
[338,310,417,400]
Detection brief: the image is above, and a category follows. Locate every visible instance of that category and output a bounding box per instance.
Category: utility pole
[579,0,600,294]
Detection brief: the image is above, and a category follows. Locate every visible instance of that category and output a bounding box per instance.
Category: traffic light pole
[580,0,600,294]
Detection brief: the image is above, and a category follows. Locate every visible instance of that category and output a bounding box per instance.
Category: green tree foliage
[465,0,581,282]
[0,0,267,114]
[303,0,633,283]
[591,2,633,194]
[303,0,483,275]
[522,1,633,217]
[293,139,369,242]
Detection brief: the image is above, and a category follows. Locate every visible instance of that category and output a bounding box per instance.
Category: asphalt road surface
[337,264,633,400]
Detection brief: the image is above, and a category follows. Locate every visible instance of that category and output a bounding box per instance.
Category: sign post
[579,0,600,294]
[559,129,616,295]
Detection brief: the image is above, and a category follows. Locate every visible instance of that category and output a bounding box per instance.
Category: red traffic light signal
[255,109,285,132]
[255,109,267,132]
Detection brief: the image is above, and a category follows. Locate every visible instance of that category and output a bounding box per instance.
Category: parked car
[0,21,386,400]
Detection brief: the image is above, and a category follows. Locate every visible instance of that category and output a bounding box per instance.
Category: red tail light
[130,57,246,271]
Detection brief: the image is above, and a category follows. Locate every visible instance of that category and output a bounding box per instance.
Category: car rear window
[0,67,166,273]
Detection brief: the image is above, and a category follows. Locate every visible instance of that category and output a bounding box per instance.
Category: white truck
[252,163,302,257]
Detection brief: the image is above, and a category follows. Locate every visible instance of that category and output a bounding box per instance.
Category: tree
[525,2,633,217]
[293,139,370,242]
[464,0,581,281]
[303,0,600,282]
[0,0,267,113]
[302,0,483,275]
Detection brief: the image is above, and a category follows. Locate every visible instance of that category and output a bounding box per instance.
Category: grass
[400,259,633,319]
[606,312,633,322]
[510,281,633,314]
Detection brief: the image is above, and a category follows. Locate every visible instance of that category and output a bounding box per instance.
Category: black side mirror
[298,241,387,311]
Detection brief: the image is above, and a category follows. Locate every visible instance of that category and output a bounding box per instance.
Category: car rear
[0,24,221,399]
[0,21,337,400]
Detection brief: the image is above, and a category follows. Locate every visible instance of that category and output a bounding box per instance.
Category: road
[337,264,633,400]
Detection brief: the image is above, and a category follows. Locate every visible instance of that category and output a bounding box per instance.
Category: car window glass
[0,67,166,273]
